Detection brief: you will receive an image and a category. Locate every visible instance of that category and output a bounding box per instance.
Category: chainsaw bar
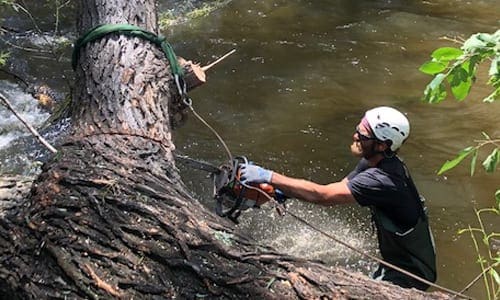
[174,153,222,174]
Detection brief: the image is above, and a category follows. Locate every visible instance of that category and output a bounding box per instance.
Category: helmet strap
[383,148,396,158]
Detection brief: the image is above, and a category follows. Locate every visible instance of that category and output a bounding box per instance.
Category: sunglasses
[356,126,377,141]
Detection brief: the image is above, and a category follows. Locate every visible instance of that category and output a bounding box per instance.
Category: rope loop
[72,23,183,78]
[183,97,193,107]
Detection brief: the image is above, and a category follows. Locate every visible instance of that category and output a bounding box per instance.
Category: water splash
[177,152,379,275]
[0,80,57,175]
[237,201,378,274]
[0,80,50,149]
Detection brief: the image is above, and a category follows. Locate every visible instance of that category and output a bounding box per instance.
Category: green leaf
[419,61,447,75]
[448,66,472,101]
[470,149,478,176]
[431,47,463,62]
[483,88,500,102]
[424,83,447,104]
[438,146,475,175]
[488,74,500,89]
[490,268,500,285]
[489,56,499,77]
[487,59,500,102]
[429,73,446,89]
[477,33,498,47]
[423,74,447,103]
[467,55,480,75]
[482,148,499,173]
[463,34,489,52]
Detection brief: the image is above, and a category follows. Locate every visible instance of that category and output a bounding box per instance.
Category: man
[239,106,437,290]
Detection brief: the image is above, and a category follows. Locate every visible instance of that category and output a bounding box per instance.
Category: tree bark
[0,1,453,299]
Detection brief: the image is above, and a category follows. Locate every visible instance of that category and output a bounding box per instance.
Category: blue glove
[239,163,273,184]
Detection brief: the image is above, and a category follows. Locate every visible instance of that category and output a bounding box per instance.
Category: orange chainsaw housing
[231,170,275,206]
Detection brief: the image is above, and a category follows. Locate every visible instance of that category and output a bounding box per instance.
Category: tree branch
[0,91,58,153]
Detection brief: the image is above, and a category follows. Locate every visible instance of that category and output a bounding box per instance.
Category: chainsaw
[175,154,287,223]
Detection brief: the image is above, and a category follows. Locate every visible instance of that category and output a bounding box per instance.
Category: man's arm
[270,172,356,205]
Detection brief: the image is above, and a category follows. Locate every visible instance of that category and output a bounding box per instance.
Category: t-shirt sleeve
[347,159,369,180]
[347,170,395,207]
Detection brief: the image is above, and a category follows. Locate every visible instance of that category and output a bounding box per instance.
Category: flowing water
[1,1,499,298]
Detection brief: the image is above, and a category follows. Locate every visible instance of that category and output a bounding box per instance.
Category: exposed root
[83,263,124,298]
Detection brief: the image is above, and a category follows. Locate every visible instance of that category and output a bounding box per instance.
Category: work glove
[239,163,273,184]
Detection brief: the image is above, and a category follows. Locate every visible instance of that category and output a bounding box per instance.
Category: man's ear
[375,141,389,152]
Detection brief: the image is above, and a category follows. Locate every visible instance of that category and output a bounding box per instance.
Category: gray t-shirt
[347,157,422,230]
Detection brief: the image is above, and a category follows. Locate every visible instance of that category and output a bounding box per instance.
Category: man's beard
[350,141,363,158]
[350,141,378,159]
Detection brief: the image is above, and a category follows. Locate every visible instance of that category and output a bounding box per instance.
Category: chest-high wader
[371,160,437,290]
[371,205,437,290]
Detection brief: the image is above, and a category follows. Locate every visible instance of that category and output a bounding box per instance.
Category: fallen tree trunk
[0,175,34,213]
[0,1,454,299]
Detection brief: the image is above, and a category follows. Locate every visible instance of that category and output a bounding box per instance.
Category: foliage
[420,30,499,104]
[437,134,499,176]
[421,30,500,299]
[457,208,500,300]
[421,29,499,187]
[159,0,232,29]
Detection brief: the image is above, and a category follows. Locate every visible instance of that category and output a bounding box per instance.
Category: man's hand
[239,164,273,184]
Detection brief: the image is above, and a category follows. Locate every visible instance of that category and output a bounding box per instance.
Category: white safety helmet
[364,106,410,151]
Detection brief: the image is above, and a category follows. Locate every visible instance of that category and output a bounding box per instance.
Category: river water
[1,1,498,298]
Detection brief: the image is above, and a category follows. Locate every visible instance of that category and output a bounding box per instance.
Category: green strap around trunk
[71,23,183,77]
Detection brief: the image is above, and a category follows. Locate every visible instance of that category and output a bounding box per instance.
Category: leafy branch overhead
[421,30,500,299]
[419,30,500,177]
[437,134,499,176]
[419,30,499,104]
